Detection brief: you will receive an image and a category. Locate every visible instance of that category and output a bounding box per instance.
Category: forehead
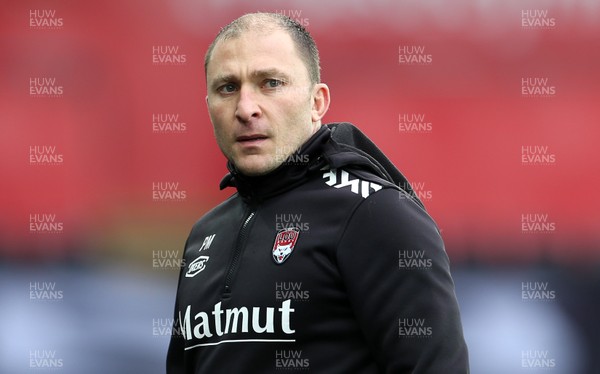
[207,29,308,80]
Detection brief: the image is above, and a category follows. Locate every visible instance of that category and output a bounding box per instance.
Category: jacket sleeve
[166,238,189,374]
[335,187,469,373]
[166,283,185,373]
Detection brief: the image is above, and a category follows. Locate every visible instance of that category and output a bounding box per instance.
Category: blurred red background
[1,2,599,260]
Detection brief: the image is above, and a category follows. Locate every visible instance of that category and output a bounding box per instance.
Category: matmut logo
[178,300,296,350]
[322,168,382,198]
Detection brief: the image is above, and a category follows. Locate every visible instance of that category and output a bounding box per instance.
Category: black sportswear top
[167,123,469,373]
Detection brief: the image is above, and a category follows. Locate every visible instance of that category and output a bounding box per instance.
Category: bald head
[204,12,321,85]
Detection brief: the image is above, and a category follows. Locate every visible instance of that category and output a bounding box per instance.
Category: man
[167,12,469,373]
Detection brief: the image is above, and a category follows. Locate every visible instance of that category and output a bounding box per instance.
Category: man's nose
[235,86,261,123]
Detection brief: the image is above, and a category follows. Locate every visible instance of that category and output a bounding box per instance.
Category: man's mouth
[236,134,269,145]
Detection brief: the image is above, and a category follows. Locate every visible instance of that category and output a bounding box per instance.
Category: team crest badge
[272,228,300,264]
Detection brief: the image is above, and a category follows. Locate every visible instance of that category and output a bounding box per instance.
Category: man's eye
[265,79,284,89]
[218,83,237,94]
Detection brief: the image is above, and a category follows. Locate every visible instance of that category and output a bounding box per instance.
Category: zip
[223,208,256,297]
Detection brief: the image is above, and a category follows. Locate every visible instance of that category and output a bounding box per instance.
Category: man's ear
[311,83,330,123]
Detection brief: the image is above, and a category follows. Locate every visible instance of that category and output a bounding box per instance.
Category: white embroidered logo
[322,169,382,198]
[186,234,216,278]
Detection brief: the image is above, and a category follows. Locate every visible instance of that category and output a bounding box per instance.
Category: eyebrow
[210,68,290,90]
[249,68,288,80]
[210,74,237,90]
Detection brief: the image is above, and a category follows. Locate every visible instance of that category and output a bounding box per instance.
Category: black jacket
[167,123,469,373]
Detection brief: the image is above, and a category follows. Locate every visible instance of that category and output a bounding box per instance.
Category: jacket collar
[219,122,423,208]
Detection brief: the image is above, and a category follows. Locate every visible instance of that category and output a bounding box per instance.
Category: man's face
[206,29,322,176]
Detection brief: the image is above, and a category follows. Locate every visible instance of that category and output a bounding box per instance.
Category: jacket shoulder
[189,193,241,233]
